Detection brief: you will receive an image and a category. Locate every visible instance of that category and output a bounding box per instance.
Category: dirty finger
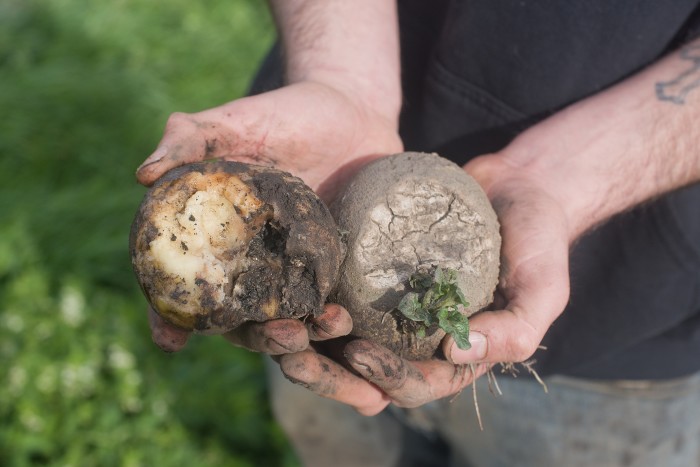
[224,318,309,355]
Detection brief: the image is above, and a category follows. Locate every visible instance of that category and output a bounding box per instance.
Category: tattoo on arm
[656,44,700,105]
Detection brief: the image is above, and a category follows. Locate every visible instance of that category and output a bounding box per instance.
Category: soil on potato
[331,152,501,360]
[130,161,344,334]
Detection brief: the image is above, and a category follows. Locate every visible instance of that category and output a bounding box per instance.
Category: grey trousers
[266,359,700,467]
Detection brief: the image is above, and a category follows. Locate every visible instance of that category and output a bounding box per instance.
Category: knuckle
[386,367,427,407]
[378,359,409,390]
[225,322,282,353]
[310,320,336,338]
[248,322,270,346]
[165,111,191,127]
[505,328,539,362]
[163,112,196,136]
[347,341,409,390]
[392,393,428,409]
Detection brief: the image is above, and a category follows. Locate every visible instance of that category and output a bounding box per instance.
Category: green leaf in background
[0,0,302,465]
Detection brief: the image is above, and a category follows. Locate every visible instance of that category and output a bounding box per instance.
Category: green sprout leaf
[397,292,430,322]
[437,308,471,350]
[396,266,471,348]
[409,271,433,290]
[433,267,451,287]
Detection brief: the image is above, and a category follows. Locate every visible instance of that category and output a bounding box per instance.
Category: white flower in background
[123,396,143,413]
[4,313,24,333]
[108,344,136,370]
[37,365,58,394]
[8,365,27,394]
[60,285,85,327]
[125,370,142,388]
[151,399,169,418]
[60,362,97,397]
[20,409,44,433]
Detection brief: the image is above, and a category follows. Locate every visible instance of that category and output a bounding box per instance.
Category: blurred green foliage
[0,0,301,465]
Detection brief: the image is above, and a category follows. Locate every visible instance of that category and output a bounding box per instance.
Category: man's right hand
[136,80,403,201]
[138,79,403,355]
[139,0,403,368]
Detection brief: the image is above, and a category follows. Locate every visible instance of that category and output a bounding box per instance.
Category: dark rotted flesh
[130,160,345,334]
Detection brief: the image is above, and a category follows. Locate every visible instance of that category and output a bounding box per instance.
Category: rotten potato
[130,161,344,334]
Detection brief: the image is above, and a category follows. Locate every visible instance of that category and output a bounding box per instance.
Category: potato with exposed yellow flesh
[130,161,344,334]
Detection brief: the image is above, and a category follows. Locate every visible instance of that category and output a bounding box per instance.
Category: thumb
[444,249,570,365]
[135,110,253,186]
[445,195,571,364]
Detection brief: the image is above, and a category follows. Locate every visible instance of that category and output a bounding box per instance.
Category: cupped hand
[136,81,403,202]
[444,153,571,365]
[274,152,572,415]
[141,81,402,355]
[277,339,492,416]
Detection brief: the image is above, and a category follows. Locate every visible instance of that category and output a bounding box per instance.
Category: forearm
[494,38,700,241]
[269,0,402,122]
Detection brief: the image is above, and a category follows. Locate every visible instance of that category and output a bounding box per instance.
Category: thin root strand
[469,363,483,431]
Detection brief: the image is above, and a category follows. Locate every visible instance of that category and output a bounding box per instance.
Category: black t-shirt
[251,0,700,380]
[398,0,700,379]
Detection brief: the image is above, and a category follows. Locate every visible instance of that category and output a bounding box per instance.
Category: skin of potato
[331,152,501,360]
[130,161,344,334]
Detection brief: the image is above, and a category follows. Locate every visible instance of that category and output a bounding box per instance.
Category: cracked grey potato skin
[130,161,344,335]
[331,152,501,360]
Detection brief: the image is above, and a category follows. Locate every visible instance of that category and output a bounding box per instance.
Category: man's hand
[273,154,571,415]
[139,0,403,357]
[446,155,571,365]
[274,37,700,413]
[448,39,700,365]
[138,0,402,202]
[277,340,493,416]
[136,81,402,201]
[139,81,402,353]
[140,0,700,412]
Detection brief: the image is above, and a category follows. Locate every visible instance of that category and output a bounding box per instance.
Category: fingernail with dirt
[137,146,168,173]
[309,322,330,340]
[448,331,487,364]
[344,352,374,377]
[353,361,374,378]
[283,374,312,390]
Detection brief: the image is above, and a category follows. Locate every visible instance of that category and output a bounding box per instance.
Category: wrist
[494,41,700,241]
[291,72,402,128]
[270,0,402,125]
[496,88,666,240]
